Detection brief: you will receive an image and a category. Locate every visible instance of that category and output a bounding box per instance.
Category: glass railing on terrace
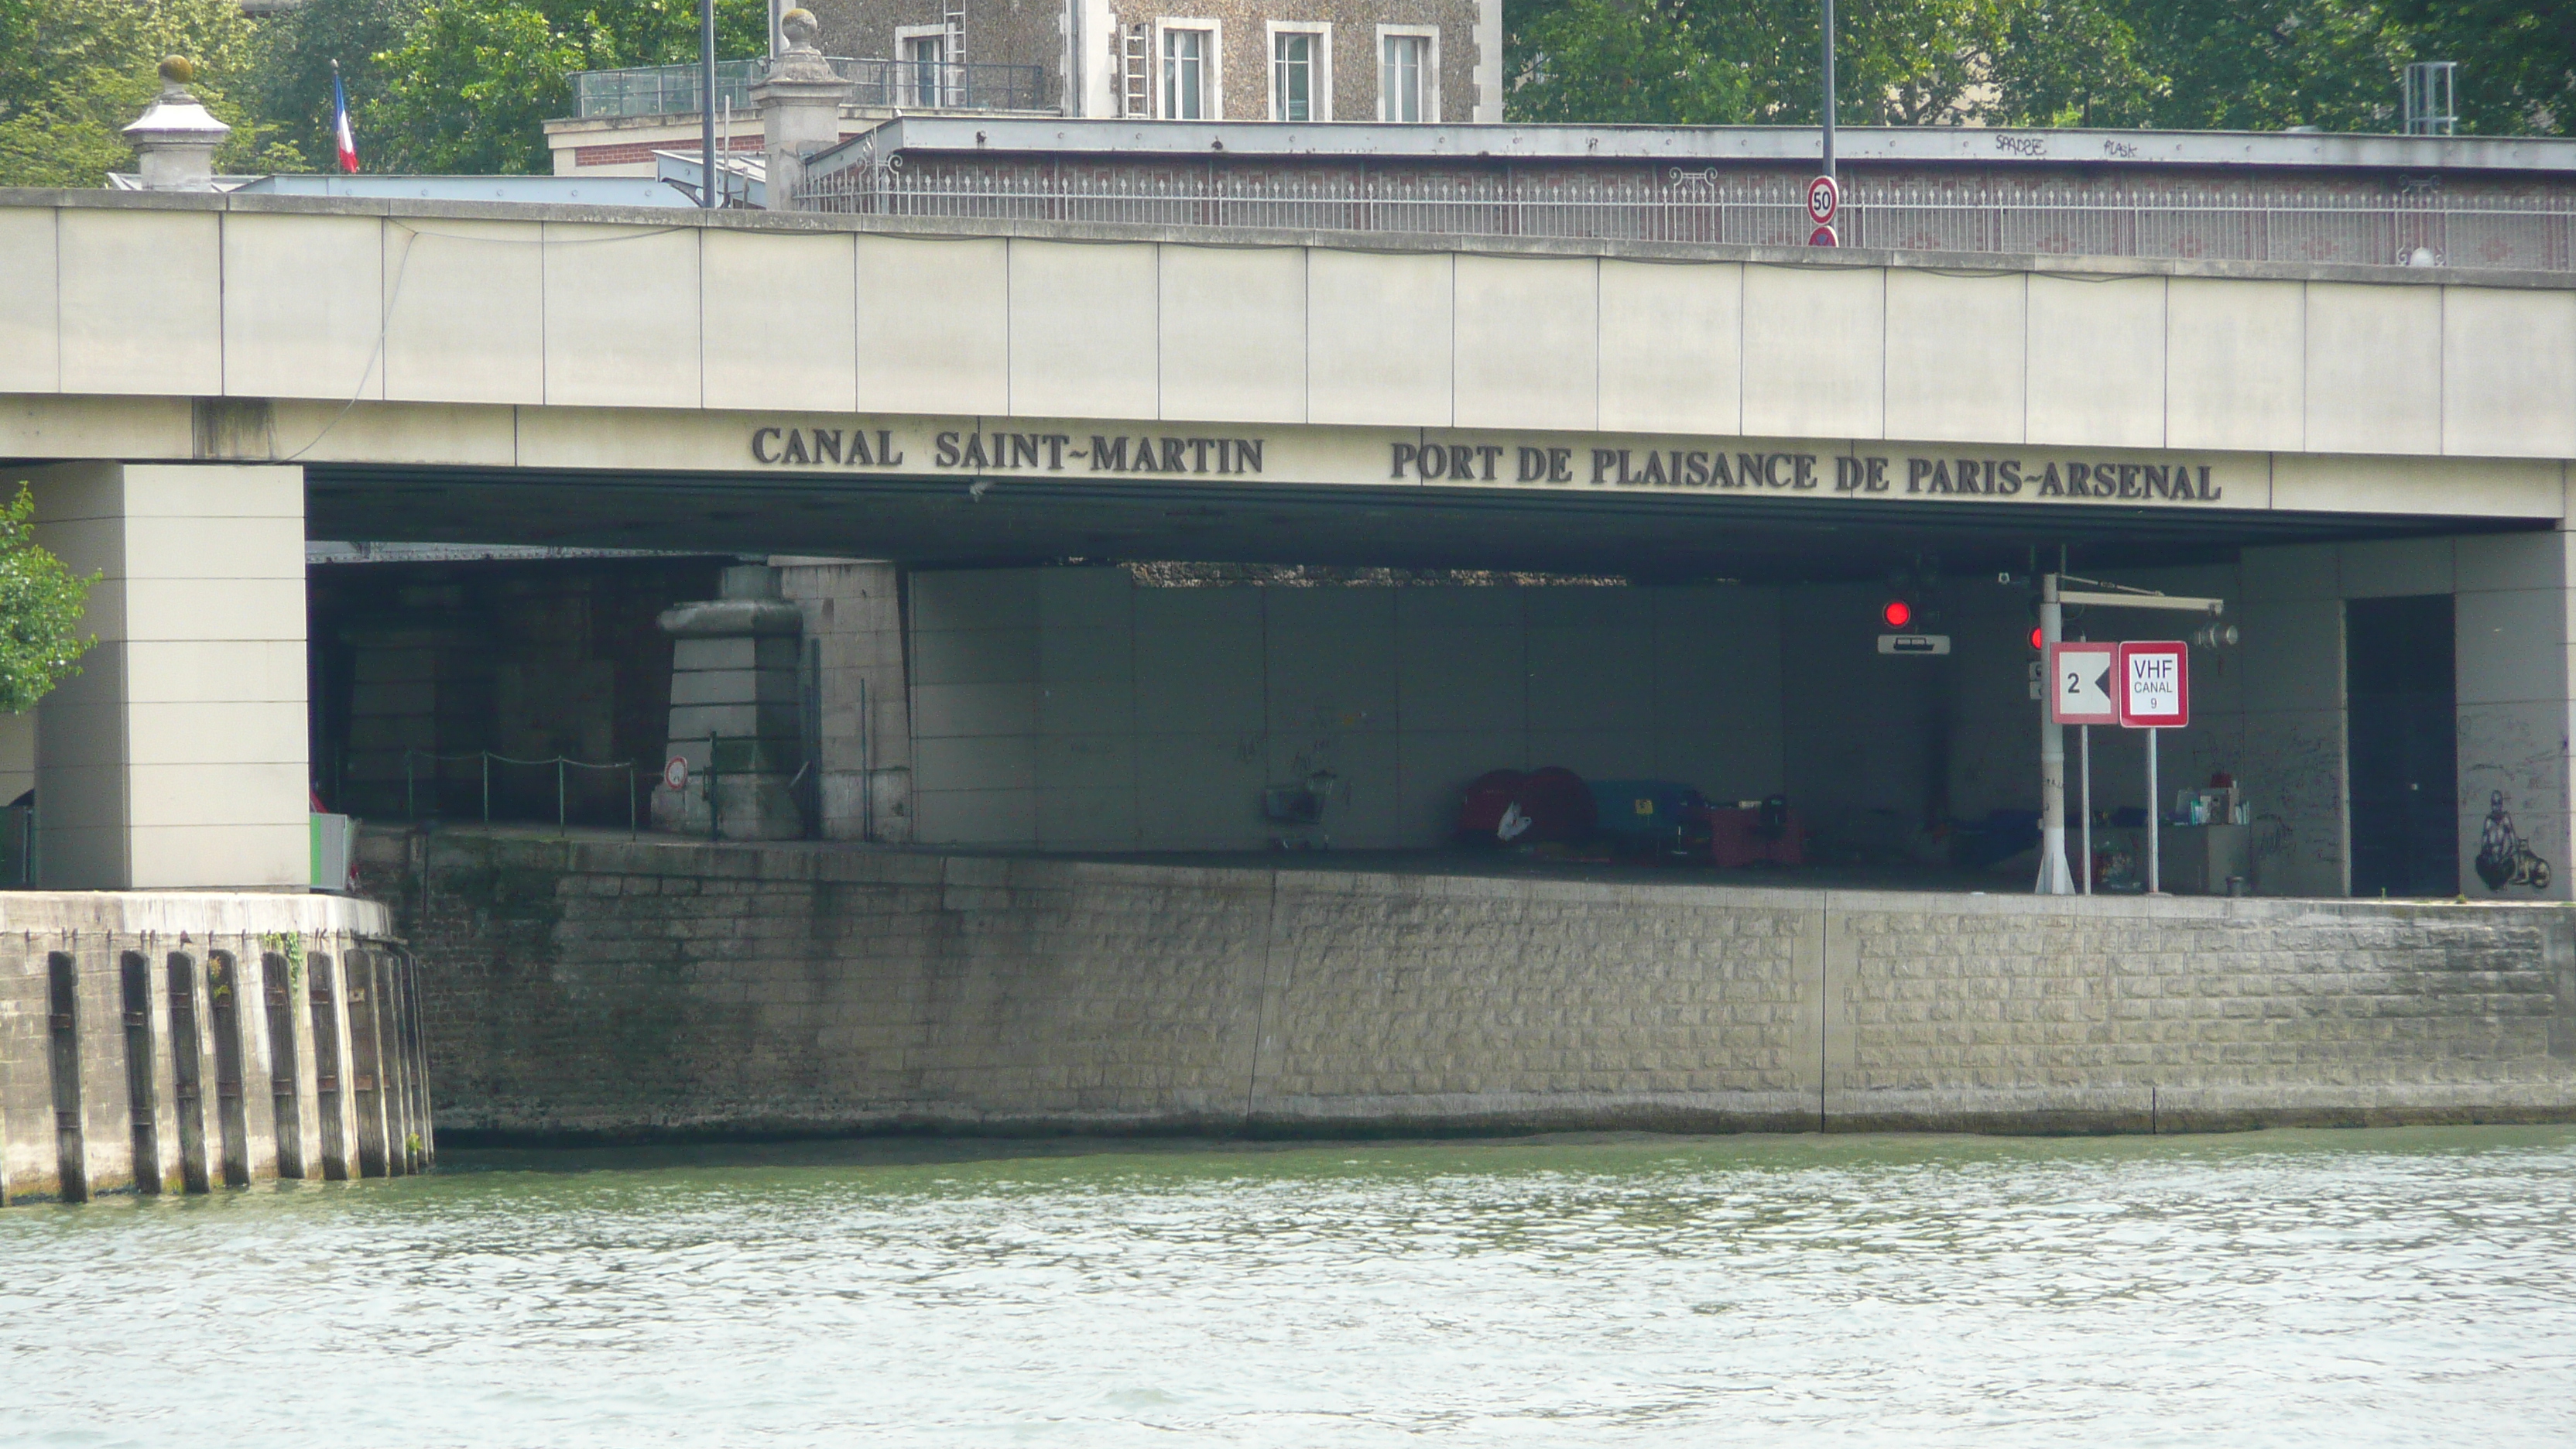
[571,57,1052,120]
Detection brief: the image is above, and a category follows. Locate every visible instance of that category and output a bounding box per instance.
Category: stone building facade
[804,0,1497,122]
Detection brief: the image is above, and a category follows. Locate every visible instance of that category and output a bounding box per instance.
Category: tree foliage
[0,0,303,187]
[1506,0,2571,135]
[0,485,97,717]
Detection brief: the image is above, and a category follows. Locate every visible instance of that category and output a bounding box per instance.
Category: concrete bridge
[0,187,2571,894]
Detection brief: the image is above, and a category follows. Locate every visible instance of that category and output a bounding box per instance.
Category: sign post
[2047,640,2118,895]
[2117,641,2191,893]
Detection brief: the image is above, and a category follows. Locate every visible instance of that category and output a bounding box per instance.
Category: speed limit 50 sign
[1806,174,1840,225]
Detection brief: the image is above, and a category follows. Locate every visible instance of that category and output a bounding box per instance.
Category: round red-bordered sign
[1808,223,1839,248]
[663,755,690,791]
[1806,174,1840,225]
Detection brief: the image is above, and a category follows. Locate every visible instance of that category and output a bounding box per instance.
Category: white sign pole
[2079,723,2091,895]
[2034,572,2074,894]
[2146,726,2160,894]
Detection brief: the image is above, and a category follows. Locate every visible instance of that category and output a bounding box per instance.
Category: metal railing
[570,56,1050,119]
[796,166,2575,272]
[402,750,639,837]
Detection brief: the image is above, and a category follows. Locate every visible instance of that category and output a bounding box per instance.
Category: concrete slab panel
[1160,245,1305,424]
[0,207,60,393]
[1009,240,1159,420]
[1527,629,1650,731]
[123,703,305,769]
[2457,697,2569,901]
[1040,629,1135,687]
[1269,731,1400,847]
[543,224,701,409]
[221,213,384,402]
[2458,587,2566,706]
[0,397,191,461]
[2455,531,2569,596]
[1036,786,1139,849]
[2443,286,2576,459]
[1036,732,1137,793]
[2270,454,2562,519]
[1526,729,1656,780]
[916,734,1036,792]
[911,682,1037,738]
[1885,270,2024,444]
[2239,597,2342,714]
[2338,538,2454,599]
[1132,734,1270,848]
[119,463,303,519]
[2235,707,2344,896]
[2165,276,2303,452]
[1741,265,1882,439]
[911,569,1038,631]
[2304,282,2441,455]
[128,825,307,890]
[913,788,1037,846]
[1266,587,1396,635]
[123,639,307,703]
[382,219,546,405]
[118,579,304,643]
[1396,587,1523,630]
[1454,255,1597,432]
[59,209,221,396]
[125,762,309,827]
[1396,626,1523,732]
[2026,275,2164,448]
[1268,620,1399,735]
[1037,567,1133,629]
[1308,249,1453,427]
[857,237,1009,415]
[269,401,517,467]
[701,228,858,413]
[122,517,306,582]
[1525,586,1652,629]
[1135,622,1265,731]
[1598,260,1740,435]
[1039,680,1134,735]
[910,629,1039,686]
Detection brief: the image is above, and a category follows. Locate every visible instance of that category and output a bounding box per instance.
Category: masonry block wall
[386,829,2576,1142]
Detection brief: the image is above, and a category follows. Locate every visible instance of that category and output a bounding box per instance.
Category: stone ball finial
[780,8,818,46]
[159,55,194,85]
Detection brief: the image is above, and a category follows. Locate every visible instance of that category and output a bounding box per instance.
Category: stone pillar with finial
[123,57,232,191]
[753,9,848,209]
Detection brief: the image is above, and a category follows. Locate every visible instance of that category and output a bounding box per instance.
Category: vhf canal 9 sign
[2047,641,2189,728]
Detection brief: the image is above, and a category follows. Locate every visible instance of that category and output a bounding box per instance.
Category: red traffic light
[2030,626,2045,651]
[1881,599,1914,629]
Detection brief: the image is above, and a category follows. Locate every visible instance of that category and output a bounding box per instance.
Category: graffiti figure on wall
[2475,790,2553,892]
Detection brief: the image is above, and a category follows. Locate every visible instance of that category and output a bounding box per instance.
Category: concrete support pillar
[654,564,807,839]
[26,463,309,889]
[755,9,849,210]
[2455,528,2574,901]
[776,557,913,841]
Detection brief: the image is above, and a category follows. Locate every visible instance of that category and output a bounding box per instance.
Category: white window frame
[895,25,947,108]
[1265,22,1332,123]
[1154,19,1221,121]
[1374,26,1438,123]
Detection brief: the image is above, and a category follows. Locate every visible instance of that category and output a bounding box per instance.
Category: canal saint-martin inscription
[746,423,2240,506]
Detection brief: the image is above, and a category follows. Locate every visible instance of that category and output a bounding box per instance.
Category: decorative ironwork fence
[797,164,2574,271]
[571,57,1050,120]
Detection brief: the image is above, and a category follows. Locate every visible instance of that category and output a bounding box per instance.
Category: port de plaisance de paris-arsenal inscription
[749,425,2228,505]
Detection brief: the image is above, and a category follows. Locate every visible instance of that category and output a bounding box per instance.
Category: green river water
[5,1126,2574,1446]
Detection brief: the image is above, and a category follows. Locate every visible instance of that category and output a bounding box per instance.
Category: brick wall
[379,826,2576,1142]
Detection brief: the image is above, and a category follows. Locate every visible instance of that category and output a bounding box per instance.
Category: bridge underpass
[2,189,2570,899]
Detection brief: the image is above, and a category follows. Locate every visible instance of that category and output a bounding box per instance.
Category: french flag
[331,60,358,173]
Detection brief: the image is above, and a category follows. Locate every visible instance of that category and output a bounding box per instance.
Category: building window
[1163,27,1212,120]
[898,29,945,107]
[1378,29,1434,122]
[1274,33,1314,122]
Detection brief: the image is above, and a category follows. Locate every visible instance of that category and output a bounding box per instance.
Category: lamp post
[701,0,718,207]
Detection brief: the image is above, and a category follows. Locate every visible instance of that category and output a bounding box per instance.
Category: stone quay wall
[0,892,430,1205]
[376,825,2576,1142]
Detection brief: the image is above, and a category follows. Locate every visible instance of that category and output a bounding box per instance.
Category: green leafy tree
[2389,0,2575,135]
[0,0,303,187]
[253,0,420,176]
[365,0,767,174]
[0,485,97,716]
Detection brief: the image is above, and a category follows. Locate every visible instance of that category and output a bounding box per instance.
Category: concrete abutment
[381,827,2576,1145]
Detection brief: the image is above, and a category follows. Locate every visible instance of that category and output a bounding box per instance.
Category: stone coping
[0,890,393,937]
[5,187,2567,292]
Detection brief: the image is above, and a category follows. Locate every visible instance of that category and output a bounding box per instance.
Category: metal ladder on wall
[940,0,965,105]
[1122,21,1151,117]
